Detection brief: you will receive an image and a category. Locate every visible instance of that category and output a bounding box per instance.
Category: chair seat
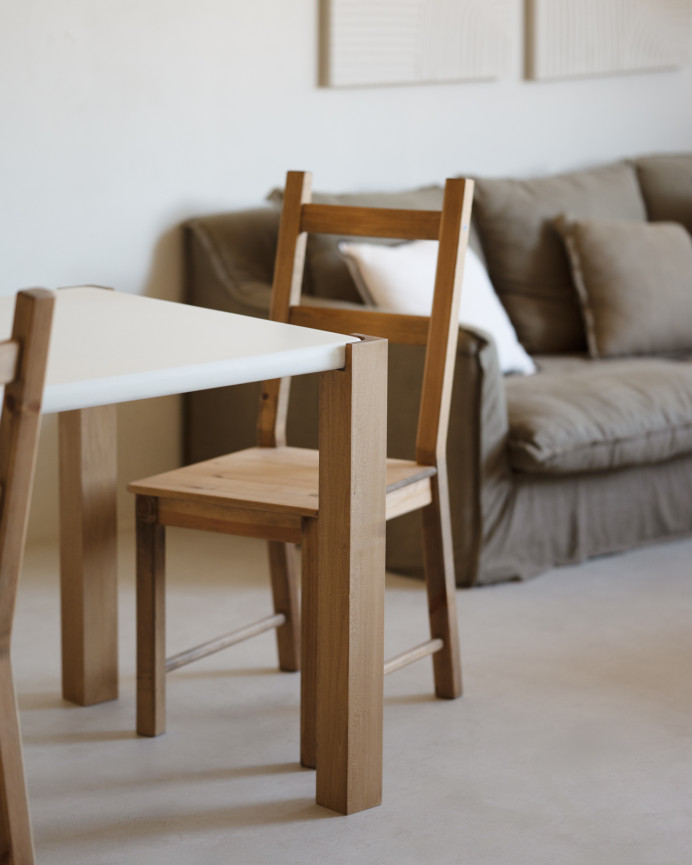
[129,446,435,520]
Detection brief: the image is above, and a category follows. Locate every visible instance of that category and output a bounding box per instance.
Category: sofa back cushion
[634,153,692,236]
[472,162,648,354]
[268,184,485,305]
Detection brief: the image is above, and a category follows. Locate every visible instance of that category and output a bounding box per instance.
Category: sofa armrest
[384,324,510,586]
[184,209,280,315]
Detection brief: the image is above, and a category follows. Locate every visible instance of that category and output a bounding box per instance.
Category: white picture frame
[320,0,512,88]
[526,0,692,81]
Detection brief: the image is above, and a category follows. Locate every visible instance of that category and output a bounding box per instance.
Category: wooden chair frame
[130,170,474,786]
[0,289,55,865]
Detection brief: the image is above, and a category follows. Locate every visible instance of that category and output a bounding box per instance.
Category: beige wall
[2,0,691,540]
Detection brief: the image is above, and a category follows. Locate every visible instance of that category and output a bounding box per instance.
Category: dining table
[0,285,386,815]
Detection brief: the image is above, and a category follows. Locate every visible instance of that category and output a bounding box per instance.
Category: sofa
[182,153,692,587]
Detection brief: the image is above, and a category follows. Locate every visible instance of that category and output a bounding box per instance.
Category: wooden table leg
[58,406,119,705]
[315,336,387,815]
[0,656,35,864]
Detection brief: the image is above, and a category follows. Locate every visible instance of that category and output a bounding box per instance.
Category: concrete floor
[13,529,692,864]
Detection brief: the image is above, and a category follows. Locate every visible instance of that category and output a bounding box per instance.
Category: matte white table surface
[0,286,357,413]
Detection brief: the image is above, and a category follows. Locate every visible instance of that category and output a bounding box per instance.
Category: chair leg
[136,496,167,737]
[0,653,35,865]
[420,464,462,699]
[299,519,318,769]
[267,542,301,672]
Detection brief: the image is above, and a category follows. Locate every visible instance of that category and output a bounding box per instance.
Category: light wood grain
[0,656,34,865]
[301,204,441,239]
[130,447,431,516]
[315,335,387,814]
[300,517,318,770]
[289,304,430,345]
[0,289,55,865]
[384,639,444,676]
[59,405,119,706]
[0,343,19,386]
[385,478,433,521]
[421,461,462,698]
[165,614,286,673]
[156,498,303,544]
[267,541,301,672]
[136,496,166,737]
[416,178,474,465]
[129,446,322,517]
[257,171,313,448]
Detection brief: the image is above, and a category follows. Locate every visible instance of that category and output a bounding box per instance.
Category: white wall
[2,0,692,540]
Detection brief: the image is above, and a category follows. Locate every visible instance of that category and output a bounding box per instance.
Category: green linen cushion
[555,216,692,358]
[472,162,648,354]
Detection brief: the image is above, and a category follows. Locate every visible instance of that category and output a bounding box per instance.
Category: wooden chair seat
[130,446,435,523]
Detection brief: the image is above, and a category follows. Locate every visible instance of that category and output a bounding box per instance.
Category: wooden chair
[0,289,55,865]
[129,172,474,769]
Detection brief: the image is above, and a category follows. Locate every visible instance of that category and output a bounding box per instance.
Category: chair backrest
[257,171,474,468]
[0,289,54,645]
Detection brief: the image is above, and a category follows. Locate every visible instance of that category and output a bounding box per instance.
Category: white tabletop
[0,287,357,414]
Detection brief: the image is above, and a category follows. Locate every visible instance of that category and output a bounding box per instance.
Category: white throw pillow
[339,240,536,375]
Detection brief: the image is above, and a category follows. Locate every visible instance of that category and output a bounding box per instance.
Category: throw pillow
[338,239,536,375]
[554,216,692,358]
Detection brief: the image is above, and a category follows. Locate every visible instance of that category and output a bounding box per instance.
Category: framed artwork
[320,0,512,87]
[526,0,692,80]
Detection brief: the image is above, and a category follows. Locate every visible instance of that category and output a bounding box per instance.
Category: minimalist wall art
[320,0,512,87]
[526,0,692,80]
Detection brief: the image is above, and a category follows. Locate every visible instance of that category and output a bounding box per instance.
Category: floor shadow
[17,692,69,711]
[39,796,336,848]
[21,728,137,746]
[171,666,282,680]
[384,692,437,706]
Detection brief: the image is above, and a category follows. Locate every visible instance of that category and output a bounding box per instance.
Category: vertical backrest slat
[257,171,313,447]
[0,289,54,643]
[416,178,474,465]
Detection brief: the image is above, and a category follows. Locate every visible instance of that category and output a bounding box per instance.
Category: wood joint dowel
[383,638,444,676]
[165,613,286,672]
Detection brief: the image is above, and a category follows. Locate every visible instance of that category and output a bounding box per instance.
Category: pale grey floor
[13,529,692,865]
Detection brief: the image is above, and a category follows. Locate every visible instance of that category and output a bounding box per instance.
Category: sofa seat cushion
[506,355,692,474]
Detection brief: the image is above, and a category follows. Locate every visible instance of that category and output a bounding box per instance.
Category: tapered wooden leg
[59,406,119,706]
[136,496,166,737]
[421,462,462,699]
[0,654,34,865]
[315,336,387,815]
[267,542,301,672]
[299,519,318,769]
